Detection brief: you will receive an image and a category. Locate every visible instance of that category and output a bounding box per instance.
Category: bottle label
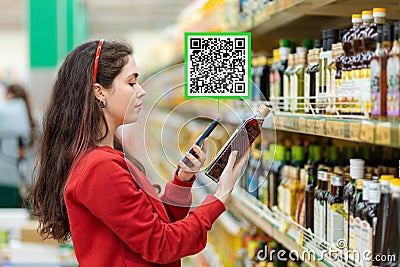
[327,203,344,246]
[291,74,298,112]
[349,215,356,250]
[330,69,337,113]
[304,72,310,113]
[361,219,372,266]
[283,75,290,111]
[314,198,320,238]
[319,200,326,241]
[370,59,381,116]
[355,216,362,252]
[387,57,400,117]
[341,70,351,114]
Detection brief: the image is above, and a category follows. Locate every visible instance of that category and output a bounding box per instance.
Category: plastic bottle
[205,104,270,182]
[343,159,364,251]
[372,175,394,266]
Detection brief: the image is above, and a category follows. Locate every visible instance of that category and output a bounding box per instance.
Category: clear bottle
[335,43,345,114]
[372,175,394,266]
[269,49,280,99]
[349,178,363,252]
[291,48,307,113]
[343,159,365,251]
[296,168,308,226]
[327,44,338,115]
[361,180,380,266]
[370,24,390,120]
[382,179,400,266]
[205,104,270,182]
[274,42,291,103]
[287,167,301,220]
[283,54,295,112]
[327,174,344,247]
[387,22,400,120]
[304,49,314,114]
[268,144,286,208]
[278,165,290,214]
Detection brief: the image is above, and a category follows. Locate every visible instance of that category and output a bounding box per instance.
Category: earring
[100,99,106,108]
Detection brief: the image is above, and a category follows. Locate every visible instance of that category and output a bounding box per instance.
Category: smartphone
[179,118,220,168]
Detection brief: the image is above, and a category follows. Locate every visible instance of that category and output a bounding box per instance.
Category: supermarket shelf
[228,188,360,267]
[243,0,399,51]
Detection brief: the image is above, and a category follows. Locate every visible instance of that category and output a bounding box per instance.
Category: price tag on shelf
[349,122,361,140]
[325,121,335,136]
[307,119,315,134]
[315,119,325,135]
[293,230,304,246]
[278,217,287,233]
[333,121,345,138]
[360,121,375,143]
[375,122,391,145]
[299,118,307,132]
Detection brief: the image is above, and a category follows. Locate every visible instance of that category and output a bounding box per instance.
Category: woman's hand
[214,149,249,204]
[177,139,208,182]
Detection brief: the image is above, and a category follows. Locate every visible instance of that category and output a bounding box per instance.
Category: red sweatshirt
[64,146,226,267]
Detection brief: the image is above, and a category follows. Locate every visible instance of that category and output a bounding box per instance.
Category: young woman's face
[105,56,146,126]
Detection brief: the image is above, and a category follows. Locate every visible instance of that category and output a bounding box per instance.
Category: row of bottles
[252,8,400,120]
[243,138,400,266]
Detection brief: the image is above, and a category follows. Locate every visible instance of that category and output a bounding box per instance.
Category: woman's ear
[93,83,105,101]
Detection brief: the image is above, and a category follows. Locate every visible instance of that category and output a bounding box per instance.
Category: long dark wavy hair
[30,40,145,243]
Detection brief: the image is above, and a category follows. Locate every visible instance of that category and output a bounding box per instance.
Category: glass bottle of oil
[353,11,374,115]
[326,44,337,115]
[370,24,390,120]
[327,174,344,247]
[355,177,371,253]
[387,22,400,120]
[295,51,307,113]
[306,167,317,232]
[269,144,286,208]
[315,169,328,241]
[335,43,344,114]
[205,104,270,182]
[296,167,308,227]
[344,159,364,251]
[304,49,314,114]
[372,175,394,266]
[383,179,400,266]
[269,49,280,99]
[278,165,290,214]
[283,54,295,112]
[361,180,380,266]
[287,167,301,220]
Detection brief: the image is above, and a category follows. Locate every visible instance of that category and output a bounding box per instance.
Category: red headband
[93,39,105,83]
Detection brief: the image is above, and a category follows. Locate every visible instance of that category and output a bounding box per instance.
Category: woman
[30,39,247,266]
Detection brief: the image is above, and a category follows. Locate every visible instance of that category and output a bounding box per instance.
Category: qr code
[185,33,251,98]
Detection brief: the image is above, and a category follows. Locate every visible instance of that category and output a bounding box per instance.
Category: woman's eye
[129,83,136,87]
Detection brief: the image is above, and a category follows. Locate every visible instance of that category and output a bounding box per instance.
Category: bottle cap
[331,175,344,186]
[257,104,270,117]
[314,39,322,49]
[362,11,373,20]
[373,8,387,18]
[273,49,280,60]
[350,158,365,166]
[279,47,291,59]
[296,47,307,54]
[352,14,362,23]
[356,179,363,189]
[279,39,291,48]
[380,175,395,181]
[390,178,400,187]
[302,39,313,50]
[292,145,305,161]
[274,144,286,161]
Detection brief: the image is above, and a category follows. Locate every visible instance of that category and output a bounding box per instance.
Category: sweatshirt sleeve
[161,169,196,222]
[76,156,225,264]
